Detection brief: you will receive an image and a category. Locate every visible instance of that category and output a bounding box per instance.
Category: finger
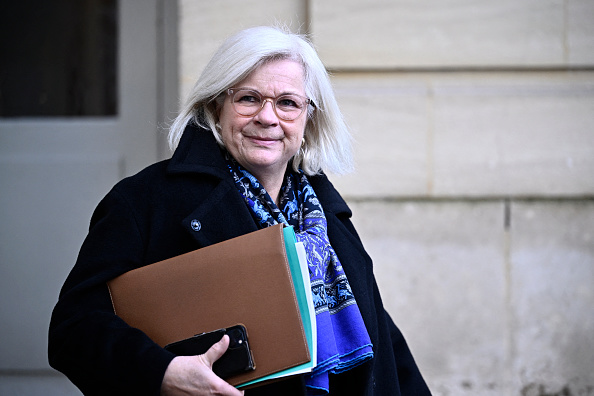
[161,355,244,395]
[202,334,230,366]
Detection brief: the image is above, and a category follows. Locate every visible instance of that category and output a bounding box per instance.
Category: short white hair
[168,26,353,175]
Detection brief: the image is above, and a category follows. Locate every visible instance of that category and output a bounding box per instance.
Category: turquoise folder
[239,226,317,388]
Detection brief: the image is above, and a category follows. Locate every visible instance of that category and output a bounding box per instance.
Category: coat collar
[309,173,352,219]
[167,123,230,180]
[168,123,352,222]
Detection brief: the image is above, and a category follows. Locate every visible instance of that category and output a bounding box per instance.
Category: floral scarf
[226,156,374,394]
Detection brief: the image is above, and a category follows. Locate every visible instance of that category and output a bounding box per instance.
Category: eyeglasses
[227,88,313,121]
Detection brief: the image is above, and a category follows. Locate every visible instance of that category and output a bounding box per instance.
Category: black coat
[49,124,431,396]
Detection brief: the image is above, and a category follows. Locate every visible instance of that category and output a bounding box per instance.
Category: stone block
[347,200,508,395]
[310,0,565,69]
[330,74,430,197]
[179,0,306,100]
[330,72,594,199]
[509,201,594,394]
[432,72,594,197]
[568,0,594,65]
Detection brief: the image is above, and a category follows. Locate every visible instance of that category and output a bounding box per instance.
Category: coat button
[190,219,201,231]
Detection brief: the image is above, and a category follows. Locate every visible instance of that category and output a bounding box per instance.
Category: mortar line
[426,81,435,195]
[503,198,515,392]
[327,65,594,74]
[341,195,594,204]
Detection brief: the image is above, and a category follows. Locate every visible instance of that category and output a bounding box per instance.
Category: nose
[254,98,279,126]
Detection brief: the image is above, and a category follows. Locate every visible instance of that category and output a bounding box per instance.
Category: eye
[235,91,260,104]
[277,96,301,109]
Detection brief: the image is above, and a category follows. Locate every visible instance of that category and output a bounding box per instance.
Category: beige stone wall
[179,1,594,394]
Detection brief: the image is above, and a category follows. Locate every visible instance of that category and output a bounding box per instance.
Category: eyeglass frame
[226,88,314,121]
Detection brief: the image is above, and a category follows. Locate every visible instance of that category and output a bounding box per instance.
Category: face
[218,59,308,182]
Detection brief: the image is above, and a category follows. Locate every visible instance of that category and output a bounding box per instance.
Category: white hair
[168,26,353,175]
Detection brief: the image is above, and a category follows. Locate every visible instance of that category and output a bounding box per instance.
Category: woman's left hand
[160,335,245,396]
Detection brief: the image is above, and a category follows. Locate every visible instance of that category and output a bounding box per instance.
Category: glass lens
[276,95,305,120]
[232,90,261,115]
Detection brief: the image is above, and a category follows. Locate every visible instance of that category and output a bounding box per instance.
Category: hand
[160,335,245,396]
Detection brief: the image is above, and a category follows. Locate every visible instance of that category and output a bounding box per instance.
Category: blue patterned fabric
[226,156,374,394]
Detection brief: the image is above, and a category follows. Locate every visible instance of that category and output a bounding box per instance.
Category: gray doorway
[0,0,177,393]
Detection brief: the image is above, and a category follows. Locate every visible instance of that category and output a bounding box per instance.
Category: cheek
[285,126,305,155]
[289,122,306,144]
[219,107,242,142]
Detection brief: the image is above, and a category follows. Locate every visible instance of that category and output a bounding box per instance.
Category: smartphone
[164,324,255,379]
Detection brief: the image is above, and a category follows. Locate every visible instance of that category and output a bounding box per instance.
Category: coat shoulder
[309,173,351,218]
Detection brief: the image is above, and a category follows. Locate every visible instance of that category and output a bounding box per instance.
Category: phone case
[164,324,255,379]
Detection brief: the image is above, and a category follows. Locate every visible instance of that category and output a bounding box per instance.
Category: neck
[255,171,285,206]
[229,156,289,206]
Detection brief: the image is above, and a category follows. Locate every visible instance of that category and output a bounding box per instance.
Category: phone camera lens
[228,329,241,347]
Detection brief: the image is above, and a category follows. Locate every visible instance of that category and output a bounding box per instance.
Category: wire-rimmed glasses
[227,88,312,121]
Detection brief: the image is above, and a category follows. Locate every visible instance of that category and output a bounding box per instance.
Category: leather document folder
[107,223,310,387]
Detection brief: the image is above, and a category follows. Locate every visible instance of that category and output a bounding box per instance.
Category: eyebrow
[236,87,304,97]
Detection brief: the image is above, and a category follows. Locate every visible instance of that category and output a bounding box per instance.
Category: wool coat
[49,124,431,396]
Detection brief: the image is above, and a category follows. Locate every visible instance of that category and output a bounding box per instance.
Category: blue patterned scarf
[226,157,374,394]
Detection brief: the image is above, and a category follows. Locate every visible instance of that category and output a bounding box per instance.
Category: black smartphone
[164,324,255,379]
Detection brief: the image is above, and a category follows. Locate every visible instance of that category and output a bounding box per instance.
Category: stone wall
[179,1,594,395]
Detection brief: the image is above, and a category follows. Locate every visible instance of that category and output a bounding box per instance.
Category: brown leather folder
[107,224,310,387]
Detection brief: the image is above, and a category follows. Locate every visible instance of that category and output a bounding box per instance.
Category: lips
[245,134,281,146]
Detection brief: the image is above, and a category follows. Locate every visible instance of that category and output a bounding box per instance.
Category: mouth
[245,135,281,146]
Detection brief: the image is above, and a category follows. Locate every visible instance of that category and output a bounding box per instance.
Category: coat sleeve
[48,187,175,396]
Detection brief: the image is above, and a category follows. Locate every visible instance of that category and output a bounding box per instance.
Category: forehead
[237,59,305,95]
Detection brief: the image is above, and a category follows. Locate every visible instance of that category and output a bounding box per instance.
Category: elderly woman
[49,26,431,396]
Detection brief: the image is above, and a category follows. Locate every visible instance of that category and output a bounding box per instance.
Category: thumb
[201,334,230,367]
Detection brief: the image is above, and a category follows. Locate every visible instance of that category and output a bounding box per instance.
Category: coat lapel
[181,179,258,247]
[168,124,259,247]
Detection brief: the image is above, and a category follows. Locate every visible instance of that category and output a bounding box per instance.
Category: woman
[49,26,431,396]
